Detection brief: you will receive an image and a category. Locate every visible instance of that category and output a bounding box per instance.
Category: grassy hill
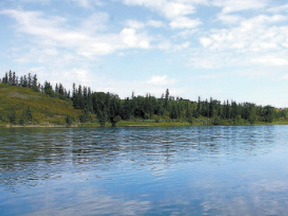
[0,84,82,127]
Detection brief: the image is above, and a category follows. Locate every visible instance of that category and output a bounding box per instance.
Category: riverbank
[1,119,288,128]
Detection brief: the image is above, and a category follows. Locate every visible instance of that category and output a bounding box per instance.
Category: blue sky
[1,0,288,107]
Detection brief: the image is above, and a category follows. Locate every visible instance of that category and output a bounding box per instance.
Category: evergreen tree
[20,76,23,87]
[55,83,59,93]
[4,72,8,84]
[44,81,54,97]
[79,108,92,123]
[185,103,192,120]
[262,105,274,123]
[170,104,178,119]
[109,94,121,126]
[12,72,16,85]
[23,75,28,87]
[32,74,38,92]
[122,98,132,120]
[164,89,169,110]
[28,73,32,88]
[8,70,12,85]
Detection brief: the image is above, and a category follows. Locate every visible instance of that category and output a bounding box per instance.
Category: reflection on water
[0,126,288,215]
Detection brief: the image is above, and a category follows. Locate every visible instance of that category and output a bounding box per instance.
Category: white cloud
[80,12,110,32]
[251,56,288,66]
[216,14,243,24]
[199,38,212,47]
[122,0,201,30]
[170,17,202,29]
[126,20,145,29]
[268,4,288,13]
[43,48,58,56]
[126,19,164,29]
[147,75,176,86]
[212,0,269,14]
[198,15,288,53]
[1,9,152,59]
[162,2,195,19]
[120,28,150,48]
[122,0,165,10]
[208,0,288,75]
[70,0,104,8]
[248,14,288,24]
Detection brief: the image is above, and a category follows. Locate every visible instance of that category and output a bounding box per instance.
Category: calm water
[1,126,288,215]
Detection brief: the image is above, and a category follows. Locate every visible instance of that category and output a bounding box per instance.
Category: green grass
[0,84,81,126]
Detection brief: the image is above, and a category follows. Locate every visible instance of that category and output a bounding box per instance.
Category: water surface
[1,126,288,215]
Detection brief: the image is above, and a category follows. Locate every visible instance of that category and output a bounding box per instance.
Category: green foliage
[262,105,274,123]
[212,116,222,125]
[65,115,74,126]
[187,117,194,124]
[44,81,54,97]
[112,115,122,126]
[19,106,33,125]
[79,108,93,123]
[8,108,16,124]
[152,115,160,123]
[1,71,287,127]
[234,115,242,124]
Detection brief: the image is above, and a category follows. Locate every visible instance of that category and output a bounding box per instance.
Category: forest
[1,70,288,127]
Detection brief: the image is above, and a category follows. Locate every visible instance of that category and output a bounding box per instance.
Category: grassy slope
[0,84,81,126]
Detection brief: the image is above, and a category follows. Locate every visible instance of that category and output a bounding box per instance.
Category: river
[1,126,288,215]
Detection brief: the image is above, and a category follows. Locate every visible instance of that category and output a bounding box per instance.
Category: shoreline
[1,121,288,128]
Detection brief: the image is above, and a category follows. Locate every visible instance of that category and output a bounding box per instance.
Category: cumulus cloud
[162,2,196,19]
[147,75,176,86]
[199,14,288,52]
[1,9,152,58]
[120,28,150,48]
[122,0,202,30]
[190,12,288,69]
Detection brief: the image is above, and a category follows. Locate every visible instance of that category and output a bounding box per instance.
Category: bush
[66,115,74,126]
[212,116,222,125]
[187,117,194,124]
[152,115,160,123]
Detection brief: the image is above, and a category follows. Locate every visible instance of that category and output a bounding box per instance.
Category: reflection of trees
[0,126,278,190]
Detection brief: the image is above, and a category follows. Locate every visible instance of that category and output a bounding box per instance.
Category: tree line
[1,70,287,126]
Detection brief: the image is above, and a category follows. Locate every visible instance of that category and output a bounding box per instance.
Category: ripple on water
[1,126,288,215]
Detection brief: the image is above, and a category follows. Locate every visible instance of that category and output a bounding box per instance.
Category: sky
[1,0,288,107]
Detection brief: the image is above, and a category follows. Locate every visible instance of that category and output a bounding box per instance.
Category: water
[0,125,288,215]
